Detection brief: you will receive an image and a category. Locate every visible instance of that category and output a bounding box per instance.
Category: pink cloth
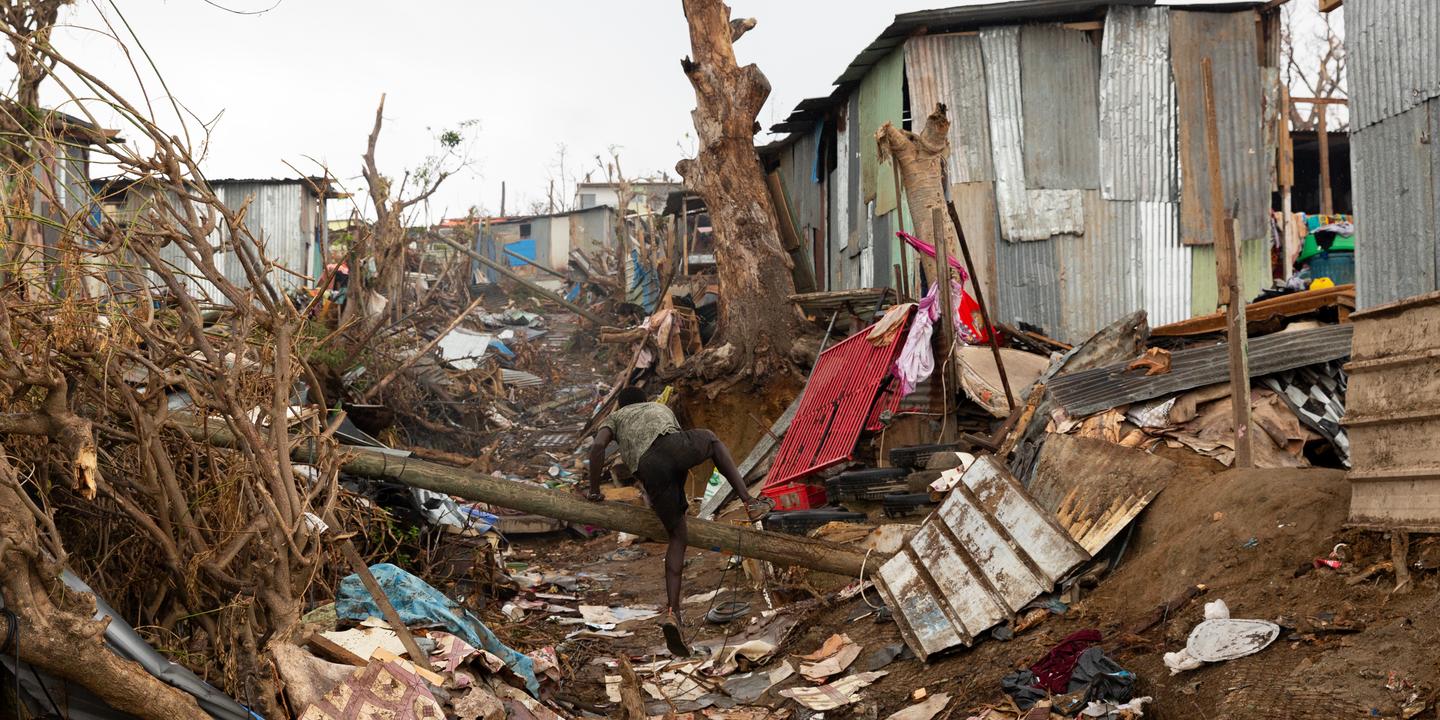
[894,279,964,396]
[896,231,971,285]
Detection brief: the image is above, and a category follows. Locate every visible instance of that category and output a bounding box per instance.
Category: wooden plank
[1318,102,1334,215]
[1318,0,1342,13]
[339,540,428,664]
[306,632,369,667]
[1152,283,1354,337]
[1202,57,1253,468]
[370,648,446,686]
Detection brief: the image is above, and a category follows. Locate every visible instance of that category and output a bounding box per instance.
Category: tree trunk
[676,0,802,382]
[183,419,875,577]
[0,451,208,720]
[876,104,952,282]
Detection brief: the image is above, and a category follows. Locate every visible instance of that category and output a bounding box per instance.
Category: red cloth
[1029,629,1102,694]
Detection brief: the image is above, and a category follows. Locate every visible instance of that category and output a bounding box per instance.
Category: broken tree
[676,0,803,382]
[876,104,952,281]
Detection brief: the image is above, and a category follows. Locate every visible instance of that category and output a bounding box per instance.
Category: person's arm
[585,427,613,501]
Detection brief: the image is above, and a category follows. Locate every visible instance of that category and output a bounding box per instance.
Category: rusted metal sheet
[876,456,1090,660]
[1028,434,1175,555]
[979,25,1085,242]
[1171,9,1268,246]
[1099,5,1176,202]
[1347,0,1440,131]
[1344,291,1440,531]
[765,310,914,488]
[1352,100,1440,309]
[1048,324,1354,418]
[904,34,994,183]
[992,225,1064,338]
[1020,25,1100,190]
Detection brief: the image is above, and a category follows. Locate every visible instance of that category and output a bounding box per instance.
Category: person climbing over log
[584,386,771,652]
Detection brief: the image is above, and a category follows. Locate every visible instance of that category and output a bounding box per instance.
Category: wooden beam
[435,234,607,325]
[1318,100,1334,215]
[1319,0,1342,13]
[1202,57,1254,469]
[932,207,958,393]
[179,419,876,577]
[1291,96,1349,106]
[944,197,1015,412]
[337,539,429,664]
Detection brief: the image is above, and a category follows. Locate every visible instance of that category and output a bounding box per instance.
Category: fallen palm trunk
[178,419,875,577]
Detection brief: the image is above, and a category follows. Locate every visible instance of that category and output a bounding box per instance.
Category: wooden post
[892,163,911,297]
[1202,57,1254,468]
[943,198,1015,412]
[435,234,607,325]
[932,207,958,391]
[1317,97,1334,216]
[1280,86,1295,272]
[337,539,428,663]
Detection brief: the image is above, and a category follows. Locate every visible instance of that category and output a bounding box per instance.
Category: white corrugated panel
[1100,5,1177,202]
[1136,200,1190,326]
[980,26,1084,242]
[904,33,994,183]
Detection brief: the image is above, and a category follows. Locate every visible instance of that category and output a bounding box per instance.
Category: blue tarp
[506,239,537,267]
[335,563,540,696]
[628,249,659,313]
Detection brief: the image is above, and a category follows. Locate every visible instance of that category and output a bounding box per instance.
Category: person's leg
[694,429,749,501]
[663,514,687,618]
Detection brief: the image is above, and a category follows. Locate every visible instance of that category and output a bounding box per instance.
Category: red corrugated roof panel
[765,309,915,488]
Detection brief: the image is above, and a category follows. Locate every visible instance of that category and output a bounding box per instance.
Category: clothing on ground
[1029,628,1102,694]
[601,401,681,470]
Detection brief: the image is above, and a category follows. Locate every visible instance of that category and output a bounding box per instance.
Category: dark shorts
[634,429,718,535]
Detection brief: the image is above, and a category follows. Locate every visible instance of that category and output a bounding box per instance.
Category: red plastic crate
[762,481,828,511]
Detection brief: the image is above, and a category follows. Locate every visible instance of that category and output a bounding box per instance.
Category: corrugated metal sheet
[993,226,1064,336]
[1347,0,1440,131]
[876,456,1090,660]
[1352,99,1440,309]
[980,26,1085,242]
[952,181,1000,303]
[1189,235,1271,316]
[904,34,995,183]
[1171,9,1268,246]
[860,48,905,215]
[1020,25,1101,189]
[1063,193,1143,340]
[777,128,825,243]
[1099,5,1176,202]
[1048,324,1355,417]
[1136,200,1191,326]
[765,310,914,487]
[217,182,312,290]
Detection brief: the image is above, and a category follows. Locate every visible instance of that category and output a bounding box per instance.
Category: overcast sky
[48,0,940,222]
[46,1,1341,223]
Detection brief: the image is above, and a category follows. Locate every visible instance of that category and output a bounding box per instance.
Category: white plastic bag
[1203,598,1231,620]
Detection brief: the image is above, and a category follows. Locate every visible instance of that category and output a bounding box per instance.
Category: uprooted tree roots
[0,16,356,717]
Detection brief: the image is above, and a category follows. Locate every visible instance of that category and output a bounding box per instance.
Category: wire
[859,548,885,610]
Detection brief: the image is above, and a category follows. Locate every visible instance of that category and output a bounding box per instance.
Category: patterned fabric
[600,402,680,470]
[299,661,444,720]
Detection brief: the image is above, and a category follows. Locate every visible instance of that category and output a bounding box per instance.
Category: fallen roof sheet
[876,456,1090,661]
[767,311,914,488]
[1047,324,1354,418]
[1027,433,1175,555]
